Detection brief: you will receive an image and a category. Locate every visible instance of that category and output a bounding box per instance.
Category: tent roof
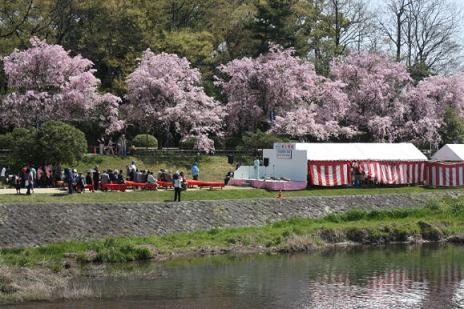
[291,143,427,161]
[431,144,464,161]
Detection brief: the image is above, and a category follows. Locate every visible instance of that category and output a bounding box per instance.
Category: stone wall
[0,192,461,248]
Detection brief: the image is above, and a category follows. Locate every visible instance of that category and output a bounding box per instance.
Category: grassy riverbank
[1,186,464,204]
[2,197,464,267]
[2,196,464,304]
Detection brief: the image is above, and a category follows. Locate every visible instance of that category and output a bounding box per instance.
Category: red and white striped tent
[428,145,464,187]
[426,161,464,187]
[296,143,428,187]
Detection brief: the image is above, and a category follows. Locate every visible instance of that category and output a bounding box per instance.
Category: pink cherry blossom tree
[1,37,124,134]
[216,44,354,140]
[330,52,464,145]
[125,49,224,151]
[330,53,414,142]
[402,73,464,145]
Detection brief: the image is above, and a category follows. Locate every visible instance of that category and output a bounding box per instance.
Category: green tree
[441,107,464,144]
[9,128,38,168]
[245,0,296,56]
[36,121,87,166]
[237,130,290,152]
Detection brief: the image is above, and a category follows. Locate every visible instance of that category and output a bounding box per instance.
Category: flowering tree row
[217,46,464,146]
[1,37,463,150]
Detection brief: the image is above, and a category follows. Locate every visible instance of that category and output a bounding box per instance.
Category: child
[15,175,21,194]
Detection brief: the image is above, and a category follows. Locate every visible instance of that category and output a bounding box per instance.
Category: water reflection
[7,244,464,309]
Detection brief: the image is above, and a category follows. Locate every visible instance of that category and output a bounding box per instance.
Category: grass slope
[74,154,233,182]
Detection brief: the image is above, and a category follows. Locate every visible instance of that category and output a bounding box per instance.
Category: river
[7,244,464,308]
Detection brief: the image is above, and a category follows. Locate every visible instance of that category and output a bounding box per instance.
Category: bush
[7,121,87,168]
[132,134,158,148]
[37,121,87,166]
[179,137,196,150]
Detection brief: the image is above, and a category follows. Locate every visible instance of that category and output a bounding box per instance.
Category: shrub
[342,209,367,222]
[179,137,196,150]
[6,122,87,168]
[36,121,87,166]
[132,134,158,148]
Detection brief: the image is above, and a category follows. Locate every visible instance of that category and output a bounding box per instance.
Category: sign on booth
[274,143,295,159]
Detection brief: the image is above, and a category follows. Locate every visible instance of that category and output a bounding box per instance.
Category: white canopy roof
[431,144,464,161]
[293,143,427,161]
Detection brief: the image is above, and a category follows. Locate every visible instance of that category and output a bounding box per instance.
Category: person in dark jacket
[93,166,100,191]
[64,168,73,194]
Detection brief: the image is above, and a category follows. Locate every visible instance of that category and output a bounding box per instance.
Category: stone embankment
[0,192,461,248]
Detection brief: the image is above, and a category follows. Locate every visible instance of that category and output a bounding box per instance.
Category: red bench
[101,183,127,192]
[125,181,158,190]
[186,180,225,189]
[157,181,172,189]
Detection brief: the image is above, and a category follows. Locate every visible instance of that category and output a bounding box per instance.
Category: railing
[131,148,256,157]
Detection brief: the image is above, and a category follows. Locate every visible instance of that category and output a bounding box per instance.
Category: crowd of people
[7,159,236,201]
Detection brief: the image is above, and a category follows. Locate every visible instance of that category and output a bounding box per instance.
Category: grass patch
[2,197,464,267]
[75,154,233,182]
[1,185,464,204]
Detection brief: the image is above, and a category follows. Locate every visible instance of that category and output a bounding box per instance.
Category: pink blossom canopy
[1,37,123,134]
[126,49,224,151]
[217,44,354,140]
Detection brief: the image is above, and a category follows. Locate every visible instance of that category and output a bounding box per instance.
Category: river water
[8,244,464,308]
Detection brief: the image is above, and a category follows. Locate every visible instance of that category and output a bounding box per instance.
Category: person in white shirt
[147,172,156,184]
[173,171,183,202]
[129,161,137,181]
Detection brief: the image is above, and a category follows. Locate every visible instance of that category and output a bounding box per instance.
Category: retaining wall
[0,192,461,248]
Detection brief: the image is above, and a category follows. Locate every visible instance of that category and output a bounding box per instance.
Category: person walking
[191,161,199,180]
[173,171,183,202]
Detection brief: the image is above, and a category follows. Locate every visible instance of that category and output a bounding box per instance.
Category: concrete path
[0,185,252,194]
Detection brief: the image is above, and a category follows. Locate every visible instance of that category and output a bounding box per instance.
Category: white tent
[261,143,427,182]
[295,143,427,161]
[431,144,464,161]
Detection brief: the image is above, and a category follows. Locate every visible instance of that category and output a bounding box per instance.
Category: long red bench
[187,180,224,189]
[157,181,172,188]
[101,183,127,192]
[126,181,158,190]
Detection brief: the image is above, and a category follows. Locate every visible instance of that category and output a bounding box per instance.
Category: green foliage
[6,121,87,168]
[246,0,296,55]
[93,239,151,263]
[36,121,87,166]
[8,128,38,168]
[132,134,158,148]
[237,130,289,152]
[179,137,196,150]
[0,133,13,150]
[441,107,464,144]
